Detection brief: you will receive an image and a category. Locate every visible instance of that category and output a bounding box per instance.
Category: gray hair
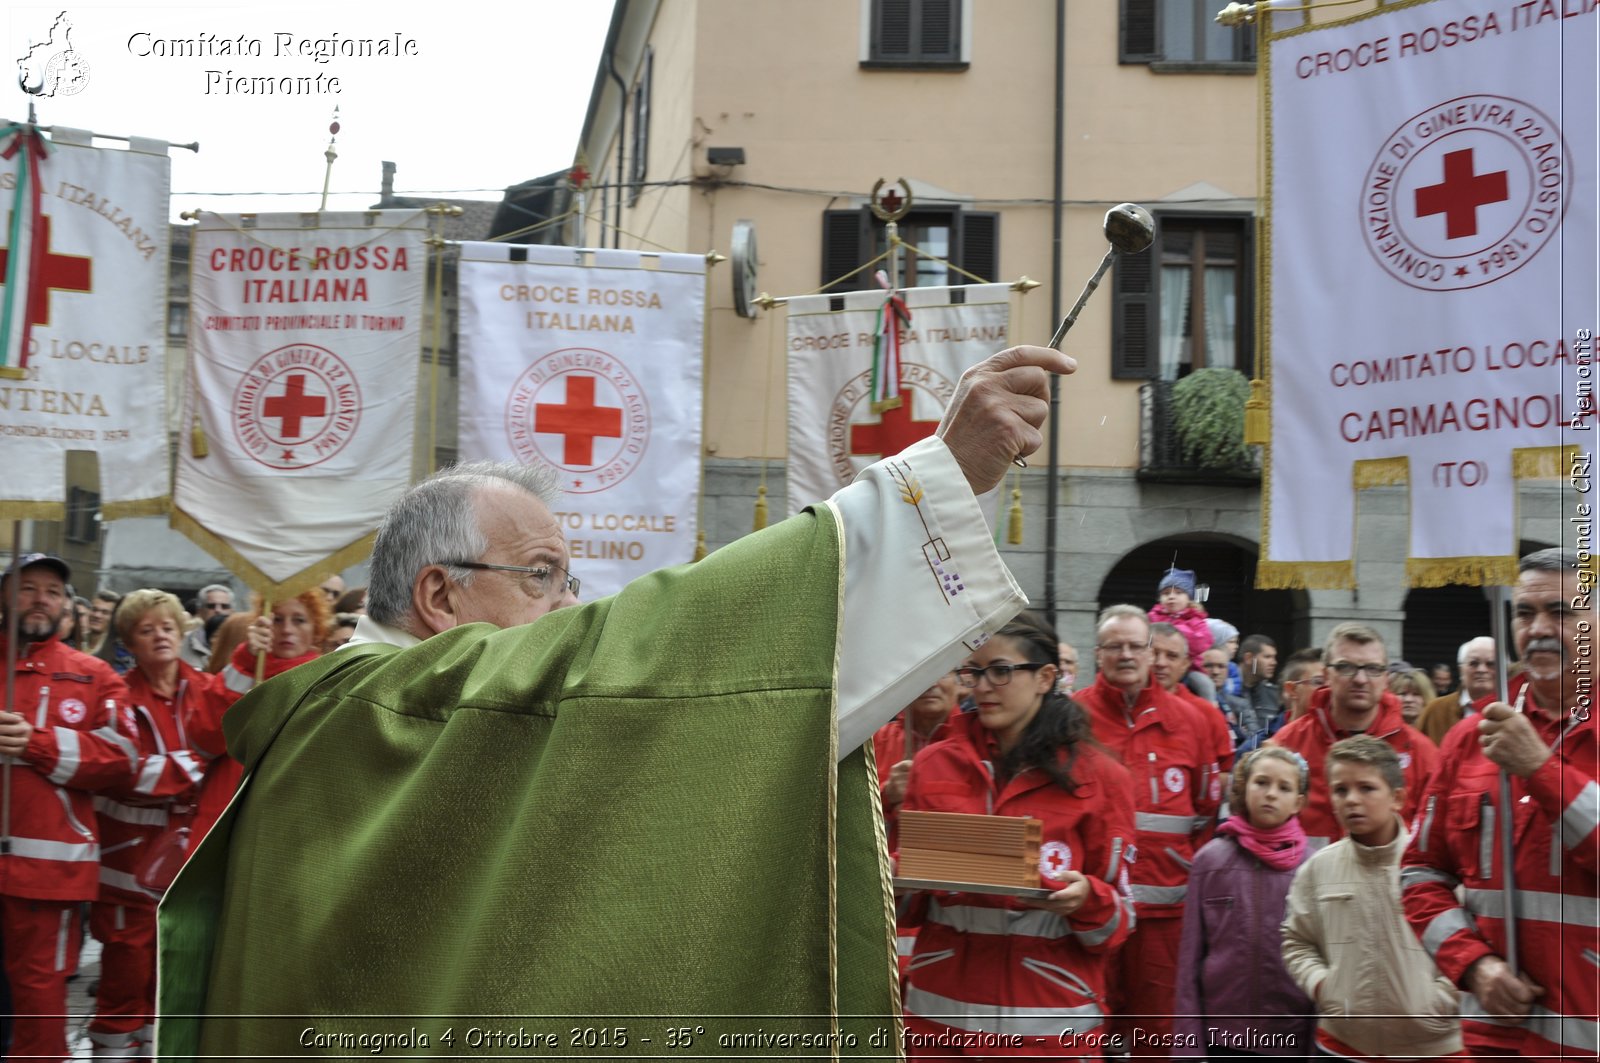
[1520,547,1580,573]
[1096,603,1150,636]
[1457,635,1495,665]
[366,460,564,626]
[196,583,233,604]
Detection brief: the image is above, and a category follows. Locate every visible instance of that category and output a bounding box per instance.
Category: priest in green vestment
[157,345,1073,1059]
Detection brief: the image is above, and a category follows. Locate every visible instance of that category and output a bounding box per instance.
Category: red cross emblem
[262,373,328,441]
[1039,841,1072,878]
[1414,148,1509,240]
[535,374,624,466]
[849,401,941,460]
[0,215,92,326]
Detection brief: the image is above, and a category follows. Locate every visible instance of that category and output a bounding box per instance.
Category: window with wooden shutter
[1115,212,1254,381]
[1120,0,1256,67]
[867,0,964,67]
[821,206,998,292]
[628,48,652,204]
[1112,247,1157,379]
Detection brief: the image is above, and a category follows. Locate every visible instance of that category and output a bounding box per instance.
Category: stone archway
[1096,534,1304,654]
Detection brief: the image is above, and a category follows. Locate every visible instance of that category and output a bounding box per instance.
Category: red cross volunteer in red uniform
[1072,605,1227,1058]
[1402,548,1599,1062]
[1271,621,1438,850]
[0,553,137,1063]
[900,613,1134,1059]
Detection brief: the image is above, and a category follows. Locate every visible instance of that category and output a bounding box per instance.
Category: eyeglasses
[954,662,1047,687]
[1327,662,1387,679]
[442,559,581,599]
[200,602,232,612]
[1096,641,1151,655]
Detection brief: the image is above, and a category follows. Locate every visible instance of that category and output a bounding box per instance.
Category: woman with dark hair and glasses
[898,612,1136,1059]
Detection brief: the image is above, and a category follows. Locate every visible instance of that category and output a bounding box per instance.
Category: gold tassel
[191,419,209,458]
[1006,487,1023,545]
[692,529,707,562]
[753,484,769,531]
[1243,378,1268,445]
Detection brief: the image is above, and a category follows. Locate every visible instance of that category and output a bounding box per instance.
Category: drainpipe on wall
[605,3,629,250]
[1044,0,1066,627]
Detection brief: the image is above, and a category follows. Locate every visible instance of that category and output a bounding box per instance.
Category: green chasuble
[157,506,902,1059]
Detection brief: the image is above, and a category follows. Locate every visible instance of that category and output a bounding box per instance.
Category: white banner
[784,284,1011,515]
[1263,0,1597,587]
[456,244,705,600]
[0,129,170,518]
[172,210,428,595]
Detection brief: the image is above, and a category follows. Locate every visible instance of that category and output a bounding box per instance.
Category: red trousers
[87,901,157,1051]
[1,894,82,1063]
[1106,915,1182,1058]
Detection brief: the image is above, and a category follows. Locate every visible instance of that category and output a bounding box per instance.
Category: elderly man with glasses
[180,584,235,669]
[1271,621,1440,851]
[157,344,1073,1059]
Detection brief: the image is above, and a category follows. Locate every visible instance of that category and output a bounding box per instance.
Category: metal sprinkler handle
[1047,203,1155,350]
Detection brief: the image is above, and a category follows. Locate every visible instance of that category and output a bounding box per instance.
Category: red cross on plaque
[535,374,623,466]
[1414,148,1509,240]
[0,215,93,326]
[879,188,904,215]
[849,401,940,460]
[263,373,328,440]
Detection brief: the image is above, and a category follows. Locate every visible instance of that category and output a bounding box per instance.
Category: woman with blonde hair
[86,588,267,1058]
[1387,669,1437,726]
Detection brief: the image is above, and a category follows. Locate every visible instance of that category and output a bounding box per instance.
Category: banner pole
[1,519,21,854]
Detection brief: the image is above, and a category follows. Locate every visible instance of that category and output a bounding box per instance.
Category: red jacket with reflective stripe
[182,645,313,845]
[95,661,247,905]
[0,635,135,901]
[898,710,1135,1025]
[1270,686,1438,846]
[1401,678,1598,1061]
[1074,676,1230,916]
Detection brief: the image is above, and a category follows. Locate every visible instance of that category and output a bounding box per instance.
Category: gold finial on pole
[319,107,340,211]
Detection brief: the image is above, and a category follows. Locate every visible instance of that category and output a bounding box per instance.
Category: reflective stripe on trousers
[904,984,1102,1038]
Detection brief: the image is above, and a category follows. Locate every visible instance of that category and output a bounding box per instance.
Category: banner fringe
[1407,555,1518,589]
[169,506,376,601]
[1512,445,1577,480]
[1353,457,1409,488]
[101,496,169,521]
[1256,560,1355,590]
[0,500,65,521]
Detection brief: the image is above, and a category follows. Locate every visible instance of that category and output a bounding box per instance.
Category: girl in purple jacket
[1174,746,1317,1060]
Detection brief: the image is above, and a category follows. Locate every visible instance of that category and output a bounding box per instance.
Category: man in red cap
[0,554,136,1062]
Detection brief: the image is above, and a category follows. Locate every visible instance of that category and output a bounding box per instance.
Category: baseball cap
[3,552,72,583]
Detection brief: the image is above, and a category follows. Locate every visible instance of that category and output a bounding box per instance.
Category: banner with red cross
[171,210,429,598]
[784,283,1013,516]
[0,126,170,519]
[1259,0,1596,589]
[455,243,705,600]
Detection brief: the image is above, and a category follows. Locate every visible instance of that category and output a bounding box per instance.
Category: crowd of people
[879,555,1596,1060]
[0,339,1592,1062]
[0,558,362,1059]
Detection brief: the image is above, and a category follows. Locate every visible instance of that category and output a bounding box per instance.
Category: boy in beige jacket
[1282,736,1461,1060]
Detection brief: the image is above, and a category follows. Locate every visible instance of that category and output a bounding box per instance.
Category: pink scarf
[1217,814,1307,871]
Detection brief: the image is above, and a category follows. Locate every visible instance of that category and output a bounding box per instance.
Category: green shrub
[1171,367,1252,470]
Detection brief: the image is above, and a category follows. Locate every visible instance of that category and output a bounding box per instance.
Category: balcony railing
[1137,377,1261,485]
